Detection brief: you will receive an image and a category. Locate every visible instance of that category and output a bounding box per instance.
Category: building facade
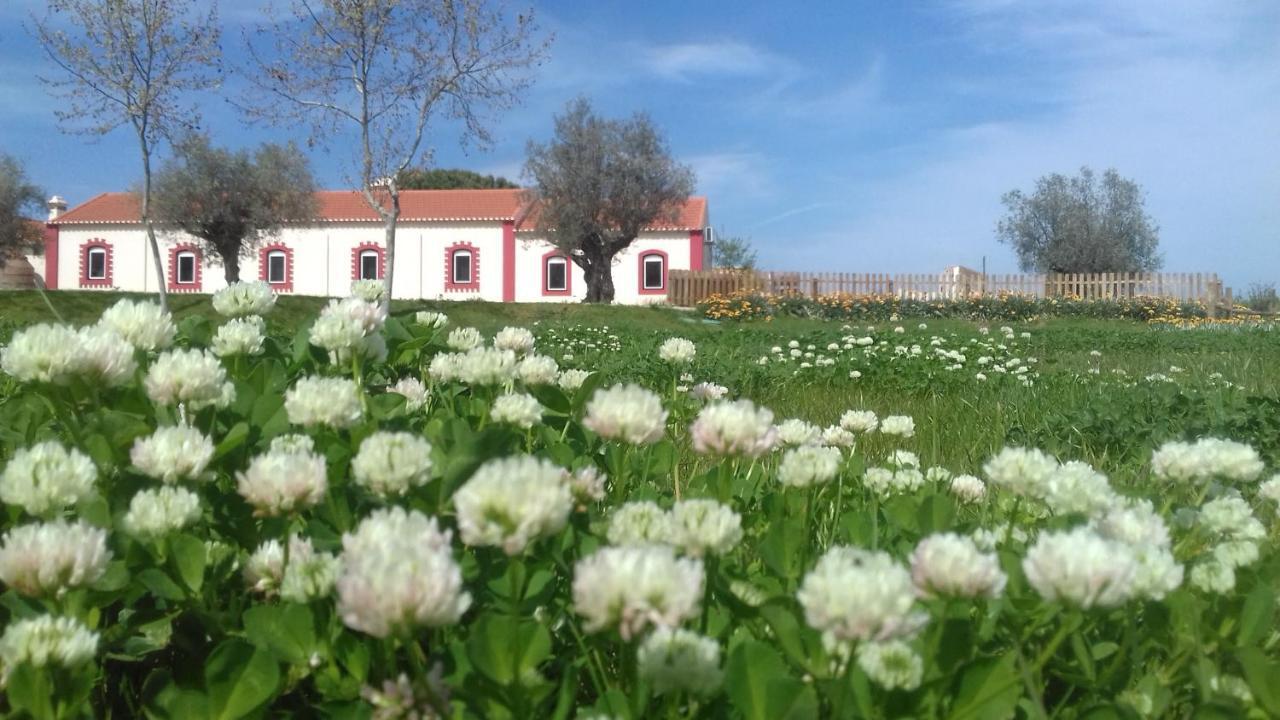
[37,189,709,304]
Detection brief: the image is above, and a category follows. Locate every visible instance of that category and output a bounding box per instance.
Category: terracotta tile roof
[512,195,707,232]
[53,190,708,231]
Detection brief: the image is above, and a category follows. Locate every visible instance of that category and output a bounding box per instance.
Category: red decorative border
[637,249,668,295]
[78,239,113,289]
[43,225,59,290]
[351,243,385,281]
[541,250,572,296]
[688,229,705,271]
[167,243,203,292]
[259,243,294,293]
[444,242,480,292]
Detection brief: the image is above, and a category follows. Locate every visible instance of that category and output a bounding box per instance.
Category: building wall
[53,222,695,304]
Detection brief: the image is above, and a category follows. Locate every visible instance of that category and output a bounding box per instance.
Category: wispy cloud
[642,41,783,82]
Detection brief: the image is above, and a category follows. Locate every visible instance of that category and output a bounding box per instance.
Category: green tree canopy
[0,154,45,266]
[397,168,519,190]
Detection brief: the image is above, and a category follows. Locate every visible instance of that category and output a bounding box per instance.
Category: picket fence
[668,269,1231,310]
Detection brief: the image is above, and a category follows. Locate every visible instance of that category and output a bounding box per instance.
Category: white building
[38,189,709,304]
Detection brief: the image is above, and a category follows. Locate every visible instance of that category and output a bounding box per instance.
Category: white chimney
[47,195,67,222]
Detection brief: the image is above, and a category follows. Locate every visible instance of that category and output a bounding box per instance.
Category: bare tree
[712,233,757,271]
[245,0,549,309]
[524,98,695,303]
[0,154,45,267]
[32,0,221,309]
[997,167,1162,274]
[152,135,320,284]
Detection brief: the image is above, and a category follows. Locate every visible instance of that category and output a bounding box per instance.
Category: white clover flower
[1043,461,1114,516]
[1199,495,1265,541]
[414,311,448,329]
[238,445,329,515]
[0,520,111,597]
[0,441,97,517]
[689,382,728,401]
[455,347,517,386]
[1151,438,1265,484]
[949,475,987,503]
[821,426,856,449]
[797,546,925,643]
[427,352,462,383]
[336,507,470,637]
[856,640,923,691]
[879,415,915,438]
[244,539,284,595]
[99,299,175,351]
[213,281,276,317]
[280,535,341,604]
[389,377,429,412]
[350,278,387,303]
[658,338,697,364]
[74,325,138,387]
[690,400,778,458]
[776,419,821,447]
[516,354,559,386]
[0,615,99,672]
[888,450,919,469]
[637,627,723,697]
[1126,544,1184,600]
[669,499,742,557]
[573,545,704,640]
[583,384,668,445]
[1189,559,1236,594]
[1259,475,1280,506]
[211,316,266,357]
[145,349,233,410]
[1022,527,1137,608]
[1091,498,1172,548]
[122,486,201,538]
[350,431,433,497]
[453,456,572,555]
[493,326,536,354]
[271,434,315,454]
[557,369,592,392]
[310,298,386,362]
[130,425,214,484]
[925,467,953,483]
[778,445,842,488]
[0,323,83,384]
[566,466,608,503]
[607,501,673,547]
[910,533,1006,598]
[863,467,925,497]
[490,393,544,429]
[983,446,1058,498]
[285,376,363,428]
[446,327,484,351]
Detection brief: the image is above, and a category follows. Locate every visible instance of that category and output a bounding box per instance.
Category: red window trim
[351,243,385,281]
[259,243,294,293]
[637,249,668,295]
[167,243,203,292]
[541,250,572,296]
[444,242,480,292]
[79,240,114,289]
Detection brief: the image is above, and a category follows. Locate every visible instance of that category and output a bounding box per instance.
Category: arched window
[79,240,113,288]
[360,250,380,280]
[639,251,667,294]
[167,244,203,292]
[260,243,294,292]
[351,243,385,281]
[266,250,287,284]
[176,251,197,284]
[444,242,480,291]
[543,252,570,295]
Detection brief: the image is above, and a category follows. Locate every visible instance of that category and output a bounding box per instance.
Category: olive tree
[151,135,319,284]
[0,154,45,267]
[33,0,221,309]
[523,98,695,303]
[997,167,1162,274]
[245,0,549,309]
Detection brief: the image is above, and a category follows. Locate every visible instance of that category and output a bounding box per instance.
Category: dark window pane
[453,252,472,283]
[88,249,106,279]
[547,260,566,290]
[178,254,195,283]
[361,252,379,279]
[644,257,663,288]
[268,253,286,283]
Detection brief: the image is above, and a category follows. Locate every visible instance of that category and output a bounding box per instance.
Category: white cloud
[643,41,781,82]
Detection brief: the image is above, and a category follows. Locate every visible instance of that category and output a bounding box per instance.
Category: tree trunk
[581,253,616,304]
[381,189,400,314]
[223,253,241,284]
[138,139,169,311]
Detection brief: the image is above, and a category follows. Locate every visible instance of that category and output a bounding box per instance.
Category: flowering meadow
[0,283,1278,719]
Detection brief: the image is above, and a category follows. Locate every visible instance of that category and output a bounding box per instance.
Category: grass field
[2,287,1279,718]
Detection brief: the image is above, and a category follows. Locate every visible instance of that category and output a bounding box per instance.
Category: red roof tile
[54,190,708,231]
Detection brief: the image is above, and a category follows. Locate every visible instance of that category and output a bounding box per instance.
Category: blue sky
[2,1,1278,289]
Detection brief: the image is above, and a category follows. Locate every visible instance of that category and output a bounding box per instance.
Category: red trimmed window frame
[444,242,480,292]
[79,239,114,289]
[167,243,203,292]
[637,249,669,295]
[541,250,572,296]
[259,243,294,293]
[351,243,385,281]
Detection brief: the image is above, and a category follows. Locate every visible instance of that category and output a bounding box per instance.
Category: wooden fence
[667,269,1231,310]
